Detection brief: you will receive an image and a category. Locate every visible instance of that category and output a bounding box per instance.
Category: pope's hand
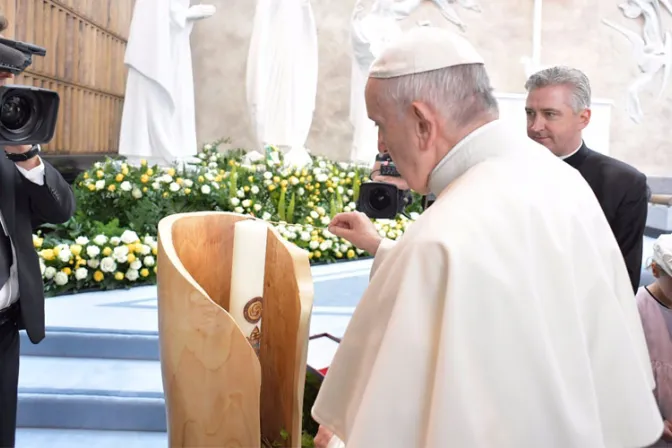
[328,211,382,255]
[314,426,334,448]
[186,4,216,20]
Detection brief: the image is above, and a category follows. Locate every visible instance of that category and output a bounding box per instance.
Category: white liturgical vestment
[312,120,663,447]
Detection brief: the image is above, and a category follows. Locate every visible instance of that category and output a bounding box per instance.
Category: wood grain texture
[157,211,314,447]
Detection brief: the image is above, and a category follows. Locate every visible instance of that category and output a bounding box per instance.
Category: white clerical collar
[559,142,583,160]
[428,119,516,196]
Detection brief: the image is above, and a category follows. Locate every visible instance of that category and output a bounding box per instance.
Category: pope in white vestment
[311,26,664,448]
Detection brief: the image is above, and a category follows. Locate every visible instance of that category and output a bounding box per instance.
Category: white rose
[125,269,139,281]
[201,185,211,194]
[75,236,89,245]
[204,144,212,150]
[93,234,108,245]
[262,212,272,220]
[132,188,143,199]
[310,211,318,219]
[58,249,72,263]
[152,182,161,190]
[234,206,243,214]
[320,216,330,226]
[44,266,56,279]
[263,172,272,180]
[113,245,129,263]
[130,260,142,270]
[230,197,240,206]
[169,182,180,192]
[110,237,121,246]
[309,240,319,250]
[253,203,262,211]
[86,245,100,258]
[54,271,68,286]
[87,259,100,269]
[100,257,117,273]
[143,256,155,267]
[137,244,151,255]
[75,268,88,280]
[120,181,132,192]
[95,180,105,190]
[251,185,259,194]
[143,236,154,245]
[39,259,46,275]
[300,232,311,242]
[120,230,139,244]
[183,179,193,187]
[236,189,245,198]
[242,199,251,208]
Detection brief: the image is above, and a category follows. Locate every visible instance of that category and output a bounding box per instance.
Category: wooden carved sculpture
[157,211,314,447]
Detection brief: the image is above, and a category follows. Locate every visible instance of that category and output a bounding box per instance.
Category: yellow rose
[198,176,204,183]
[167,168,176,176]
[61,267,72,275]
[176,177,183,185]
[83,172,89,179]
[107,184,116,192]
[40,249,55,261]
[152,247,157,255]
[346,249,355,259]
[268,184,276,192]
[140,174,149,183]
[142,187,148,192]
[115,173,124,182]
[162,192,168,198]
[127,253,136,263]
[140,159,147,166]
[33,236,43,248]
[184,188,191,195]
[102,247,112,256]
[140,268,149,278]
[96,170,104,178]
[53,247,61,256]
[146,168,154,176]
[69,244,82,256]
[93,271,104,282]
[87,184,95,191]
[114,272,124,281]
[121,165,129,175]
[313,250,322,258]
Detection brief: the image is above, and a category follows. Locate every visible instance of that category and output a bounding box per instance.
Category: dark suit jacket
[0,152,75,343]
[564,143,648,292]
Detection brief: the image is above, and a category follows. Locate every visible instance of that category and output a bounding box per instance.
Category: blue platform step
[15,260,372,445]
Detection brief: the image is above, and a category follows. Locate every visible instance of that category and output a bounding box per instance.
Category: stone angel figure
[119,0,216,167]
[603,0,672,123]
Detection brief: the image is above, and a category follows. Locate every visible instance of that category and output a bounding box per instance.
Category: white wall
[495,93,613,156]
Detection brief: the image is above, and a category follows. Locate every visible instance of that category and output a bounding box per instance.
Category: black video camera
[356,154,414,219]
[0,37,59,146]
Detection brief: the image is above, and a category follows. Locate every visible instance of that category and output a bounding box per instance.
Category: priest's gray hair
[524,66,591,113]
[383,64,499,128]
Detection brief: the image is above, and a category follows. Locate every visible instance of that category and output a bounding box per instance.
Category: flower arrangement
[37,140,422,296]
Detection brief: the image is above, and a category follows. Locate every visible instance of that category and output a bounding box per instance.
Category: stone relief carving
[349,0,481,163]
[603,0,672,123]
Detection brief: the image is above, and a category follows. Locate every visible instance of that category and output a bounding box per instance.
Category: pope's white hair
[381,64,499,127]
[524,66,591,113]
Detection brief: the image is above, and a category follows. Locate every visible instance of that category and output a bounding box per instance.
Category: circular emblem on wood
[244,296,263,324]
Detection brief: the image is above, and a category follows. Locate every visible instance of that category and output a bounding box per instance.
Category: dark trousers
[0,312,19,448]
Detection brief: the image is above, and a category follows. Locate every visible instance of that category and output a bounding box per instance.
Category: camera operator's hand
[328,211,383,255]
[371,160,410,190]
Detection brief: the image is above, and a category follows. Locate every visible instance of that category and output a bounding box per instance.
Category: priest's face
[524,85,591,157]
[365,79,436,194]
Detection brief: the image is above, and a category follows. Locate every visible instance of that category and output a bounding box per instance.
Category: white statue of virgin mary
[119,0,215,166]
[246,0,318,169]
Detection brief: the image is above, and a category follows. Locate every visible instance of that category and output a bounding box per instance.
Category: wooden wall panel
[0,0,134,154]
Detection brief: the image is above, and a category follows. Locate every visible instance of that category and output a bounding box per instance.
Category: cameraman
[0,13,76,447]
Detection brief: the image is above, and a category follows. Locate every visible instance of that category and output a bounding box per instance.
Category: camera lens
[368,187,391,210]
[0,91,37,134]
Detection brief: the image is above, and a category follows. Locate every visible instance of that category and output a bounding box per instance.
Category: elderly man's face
[365,78,436,194]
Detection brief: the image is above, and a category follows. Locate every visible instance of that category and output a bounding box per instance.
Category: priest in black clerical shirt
[524,66,648,293]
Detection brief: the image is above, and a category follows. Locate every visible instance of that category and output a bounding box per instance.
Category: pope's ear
[411,101,436,151]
